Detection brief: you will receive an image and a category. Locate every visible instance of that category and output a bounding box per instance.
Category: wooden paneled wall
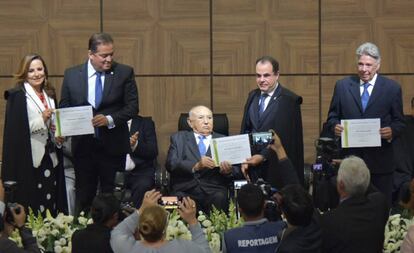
[0,0,414,165]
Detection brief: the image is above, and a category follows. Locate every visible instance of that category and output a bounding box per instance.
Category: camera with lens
[255,178,281,221]
[312,137,341,211]
[3,181,21,224]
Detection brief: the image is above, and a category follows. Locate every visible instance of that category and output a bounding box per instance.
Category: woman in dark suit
[1,53,65,215]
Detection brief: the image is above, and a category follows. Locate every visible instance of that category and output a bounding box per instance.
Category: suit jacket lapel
[248,90,261,130]
[365,75,384,112]
[348,78,363,113]
[186,131,201,159]
[102,67,115,104]
[260,84,282,120]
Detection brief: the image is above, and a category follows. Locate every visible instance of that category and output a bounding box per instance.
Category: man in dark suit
[166,105,237,213]
[326,42,405,202]
[60,33,138,214]
[124,115,158,208]
[321,156,389,253]
[241,56,304,188]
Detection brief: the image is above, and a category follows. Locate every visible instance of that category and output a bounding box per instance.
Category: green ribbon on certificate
[212,139,220,166]
[55,109,62,137]
[343,120,349,148]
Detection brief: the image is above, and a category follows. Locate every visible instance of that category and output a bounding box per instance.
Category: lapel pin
[111,72,114,75]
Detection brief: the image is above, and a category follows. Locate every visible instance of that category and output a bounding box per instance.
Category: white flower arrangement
[10,209,92,253]
[10,202,243,253]
[384,213,414,253]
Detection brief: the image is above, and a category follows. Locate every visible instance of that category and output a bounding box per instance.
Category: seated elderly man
[321,156,389,253]
[166,105,238,213]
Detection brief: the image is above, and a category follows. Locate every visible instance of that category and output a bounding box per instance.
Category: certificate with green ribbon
[55,105,94,137]
[211,134,251,166]
[341,118,381,148]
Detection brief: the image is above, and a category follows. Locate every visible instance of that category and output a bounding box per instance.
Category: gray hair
[356,42,381,63]
[337,156,370,196]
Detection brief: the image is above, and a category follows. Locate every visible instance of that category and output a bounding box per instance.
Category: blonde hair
[138,206,168,242]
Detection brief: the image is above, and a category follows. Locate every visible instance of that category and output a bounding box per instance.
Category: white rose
[60,238,67,246]
[54,245,62,253]
[202,220,212,228]
[198,215,206,222]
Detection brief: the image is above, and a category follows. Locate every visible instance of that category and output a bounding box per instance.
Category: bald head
[187,105,213,136]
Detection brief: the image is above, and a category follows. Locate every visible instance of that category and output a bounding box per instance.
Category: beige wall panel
[103,0,210,75]
[137,76,211,164]
[213,0,318,74]
[321,0,414,73]
[213,75,319,164]
[0,0,100,76]
[388,76,414,115]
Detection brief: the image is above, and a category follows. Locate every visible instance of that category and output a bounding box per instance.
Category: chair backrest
[178,113,229,136]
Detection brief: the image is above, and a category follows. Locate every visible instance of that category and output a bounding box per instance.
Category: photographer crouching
[0,180,40,253]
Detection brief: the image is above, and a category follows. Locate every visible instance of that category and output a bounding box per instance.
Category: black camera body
[255,179,281,221]
[312,138,340,211]
[3,181,21,224]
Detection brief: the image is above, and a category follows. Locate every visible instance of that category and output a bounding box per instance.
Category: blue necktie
[95,71,103,108]
[258,93,268,116]
[361,83,370,112]
[198,135,206,156]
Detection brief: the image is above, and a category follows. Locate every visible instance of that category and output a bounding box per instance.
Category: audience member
[110,189,211,253]
[0,181,40,253]
[321,156,389,253]
[72,194,120,253]
[125,115,158,208]
[275,184,322,253]
[1,53,66,215]
[393,97,414,204]
[326,42,405,203]
[401,179,414,252]
[223,184,285,253]
[59,32,138,214]
[166,105,239,213]
[240,55,304,187]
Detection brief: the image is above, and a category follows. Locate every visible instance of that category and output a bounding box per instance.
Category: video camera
[312,137,340,211]
[255,179,281,221]
[3,181,22,224]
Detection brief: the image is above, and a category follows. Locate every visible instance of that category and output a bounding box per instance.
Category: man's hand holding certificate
[211,134,251,166]
[341,118,381,148]
[55,105,94,137]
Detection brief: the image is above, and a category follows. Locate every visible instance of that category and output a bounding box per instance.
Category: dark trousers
[125,169,155,208]
[175,185,228,214]
[371,172,393,206]
[73,136,124,215]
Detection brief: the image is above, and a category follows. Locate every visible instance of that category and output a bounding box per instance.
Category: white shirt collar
[360,73,378,87]
[87,59,99,78]
[261,82,279,97]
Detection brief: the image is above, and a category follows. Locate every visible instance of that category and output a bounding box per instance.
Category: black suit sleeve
[109,67,138,126]
[130,118,158,161]
[389,85,405,138]
[326,81,342,132]
[165,134,197,175]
